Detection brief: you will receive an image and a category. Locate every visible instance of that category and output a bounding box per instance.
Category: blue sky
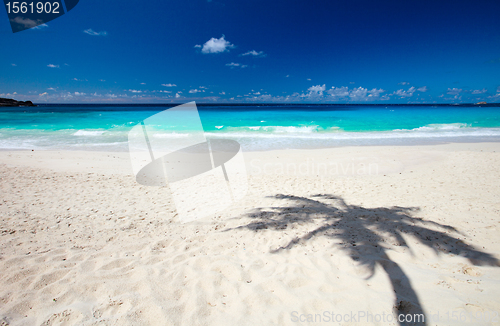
[1,0,500,104]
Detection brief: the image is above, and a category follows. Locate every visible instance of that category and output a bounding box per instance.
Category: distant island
[0,97,36,107]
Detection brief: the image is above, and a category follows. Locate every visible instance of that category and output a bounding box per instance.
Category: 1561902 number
[5,2,60,14]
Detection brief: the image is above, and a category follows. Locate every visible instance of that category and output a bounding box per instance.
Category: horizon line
[30,102,500,107]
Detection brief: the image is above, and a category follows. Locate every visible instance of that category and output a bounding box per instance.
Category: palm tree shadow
[226,194,499,325]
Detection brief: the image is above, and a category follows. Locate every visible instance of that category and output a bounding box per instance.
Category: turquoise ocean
[1,104,500,151]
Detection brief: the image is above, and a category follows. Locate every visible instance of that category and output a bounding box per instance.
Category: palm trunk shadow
[378,253,426,325]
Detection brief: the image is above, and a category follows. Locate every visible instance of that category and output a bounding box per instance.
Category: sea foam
[73,130,105,136]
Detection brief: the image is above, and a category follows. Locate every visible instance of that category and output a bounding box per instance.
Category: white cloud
[84,29,107,36]
[127,89,143,93]
[140,82,146,85]
[327,86,349,98]
[447,88,462,95]
[307,78,311,81]
[99,79,106,82]
[33,23,48,30]
[175,93,181,98]
[240,50,266,57]
[74,92,86,96]
[398,82,410,85]
[471,88,487,94]
[161,83,177,87]
[285,75,290,78]
[10,17,45,29]
[245,94,287,102]
[72,78,87,81]
[444,88,463,100]
[47,87,56,91]
[219,91,226,95]
[307,84,326,96]
[189,89,205,93]
[325,86,385,101]
[196,35,234,54]
[0,92,17,97]
[11,64,17,67]
[349,87,370,100]
[226,62,247,68]
[488,87,500,99]
[367,88,385,97]
[393,86,416,97]
[47,64,59,68]
[39,92,48,97]
[417,86,428,92]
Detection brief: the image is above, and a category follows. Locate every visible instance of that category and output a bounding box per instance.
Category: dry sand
[1,143,499,325]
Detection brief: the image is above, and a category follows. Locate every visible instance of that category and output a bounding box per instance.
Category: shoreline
[0,142,498,175]
[2,136,500,153]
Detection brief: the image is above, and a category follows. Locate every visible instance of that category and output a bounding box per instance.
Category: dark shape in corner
[4,0,79,33]
[64,0,78,12]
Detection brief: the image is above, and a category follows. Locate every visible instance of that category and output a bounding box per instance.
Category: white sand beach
[1,143,500,325]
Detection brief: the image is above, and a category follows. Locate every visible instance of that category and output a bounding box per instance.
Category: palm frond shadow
[227,194,499,325]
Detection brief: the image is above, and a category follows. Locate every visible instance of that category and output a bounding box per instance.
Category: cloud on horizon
[393,86,416,97]
[327,86,349,98]
[471,88,487,94]
[307,84,326,96]
[244,86,388,103]
[447,88,462,95]
[350,87,386,101]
